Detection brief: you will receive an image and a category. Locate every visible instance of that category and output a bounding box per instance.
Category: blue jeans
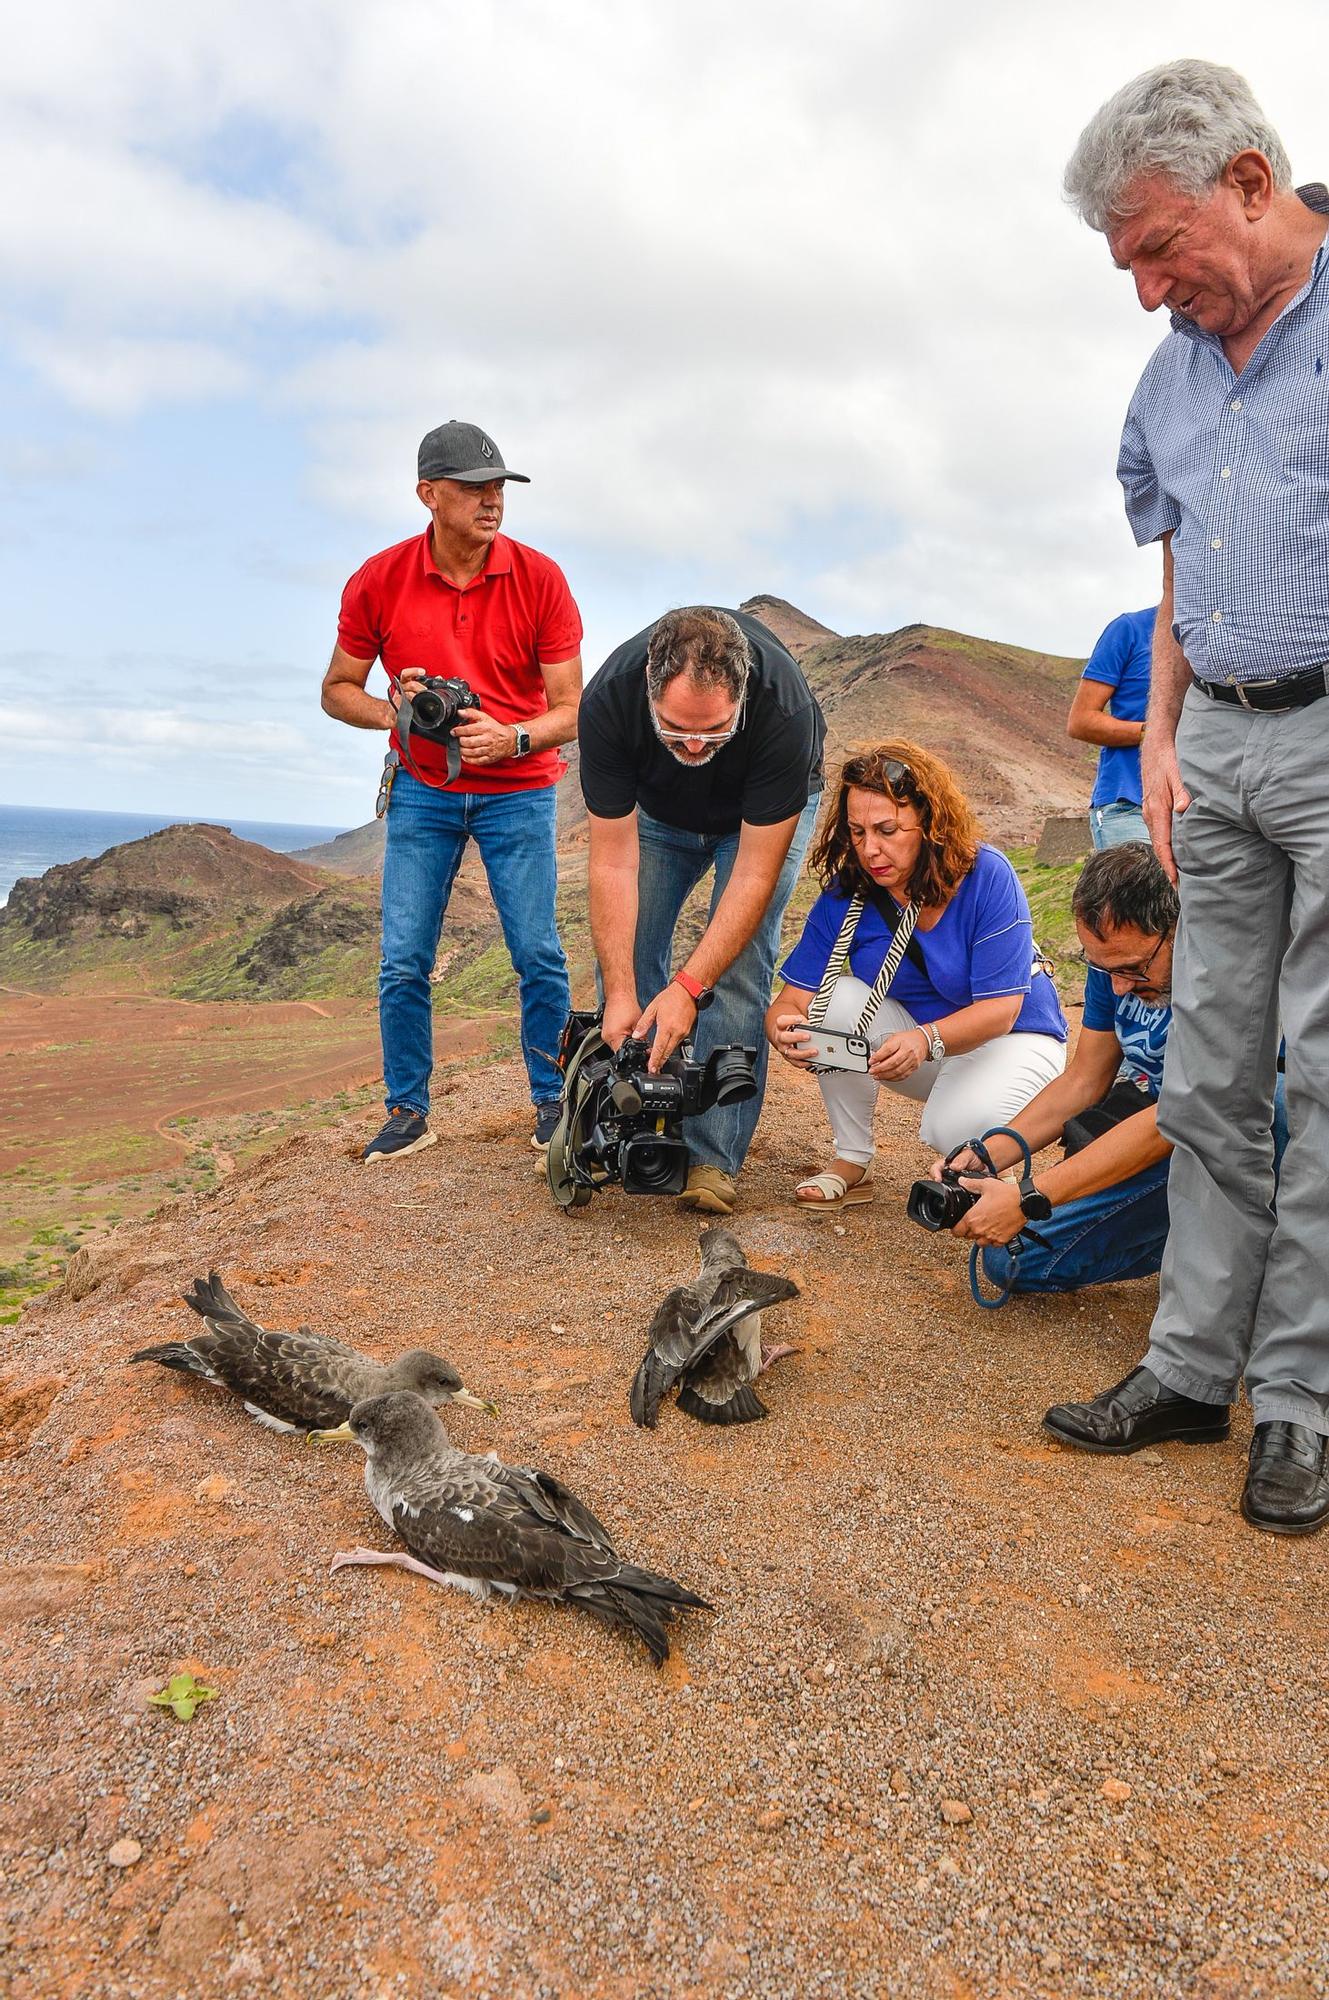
[983,1075,1289,1294]
[1090,799,1149,850]
[379,769,569,1116]
[633,798,819,1179]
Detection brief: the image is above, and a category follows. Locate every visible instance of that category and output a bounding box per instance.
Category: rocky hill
[1,604,1091,1007]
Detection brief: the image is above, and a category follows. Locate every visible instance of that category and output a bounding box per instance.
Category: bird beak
[450,1389,500,1417]
[307,1423,357,1444]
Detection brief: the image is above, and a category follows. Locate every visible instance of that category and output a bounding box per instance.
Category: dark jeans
[632,799,819,1178]
[379,769,569,1116]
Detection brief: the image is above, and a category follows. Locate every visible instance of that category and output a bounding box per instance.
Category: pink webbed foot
[758,1342,803,1374]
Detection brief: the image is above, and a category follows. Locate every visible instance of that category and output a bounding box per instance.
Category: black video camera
[546,1011,758,1207]
[397,675,482,780]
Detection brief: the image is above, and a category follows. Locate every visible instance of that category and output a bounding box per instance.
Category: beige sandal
[794,1167,875,1210]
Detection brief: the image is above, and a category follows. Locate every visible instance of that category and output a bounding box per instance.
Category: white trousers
[815,975,1066,1162]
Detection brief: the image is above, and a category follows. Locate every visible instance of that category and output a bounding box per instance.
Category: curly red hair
[810,739,982,907]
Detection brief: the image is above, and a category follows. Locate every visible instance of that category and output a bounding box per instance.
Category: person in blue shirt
[1067,606,1157,850]
[766,741,1067,1209]
[939,843,1285,1294]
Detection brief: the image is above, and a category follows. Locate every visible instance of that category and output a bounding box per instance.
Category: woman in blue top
[765,741,1068,1208]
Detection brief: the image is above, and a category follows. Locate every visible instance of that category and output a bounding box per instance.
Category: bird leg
[330,1548,452,1585]
[328,1548,495,1602]
[758,1342,803,1373]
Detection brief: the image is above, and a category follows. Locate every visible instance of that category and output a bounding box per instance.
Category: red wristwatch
[671,970,713,1010]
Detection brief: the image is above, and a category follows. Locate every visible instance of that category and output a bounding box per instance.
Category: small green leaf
[147,1671,218,1722]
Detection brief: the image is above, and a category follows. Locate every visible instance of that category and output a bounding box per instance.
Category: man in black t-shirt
[578,605,825,1214]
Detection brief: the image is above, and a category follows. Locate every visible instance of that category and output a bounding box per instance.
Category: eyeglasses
[648,686,746,748]
[1078,928,1172,987]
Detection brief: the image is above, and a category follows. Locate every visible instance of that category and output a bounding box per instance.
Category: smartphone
[799,1025,872,1073]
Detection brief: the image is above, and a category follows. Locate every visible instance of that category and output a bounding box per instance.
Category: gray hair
[1073,842,1179,942]
[645,607,752,702]
[1065,58,1291,232]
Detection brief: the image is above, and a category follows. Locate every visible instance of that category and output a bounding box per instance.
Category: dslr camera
[905,1136,998,1233]
[546,1010,758,1208]
[397,675,482,779]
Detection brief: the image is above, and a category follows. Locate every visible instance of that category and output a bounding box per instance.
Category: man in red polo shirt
[321,421,583,1161]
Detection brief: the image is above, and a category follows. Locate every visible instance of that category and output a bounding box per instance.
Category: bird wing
[491,1463,618,1554]
[629,1284,707,1427]
[677,1332,768,1426]
[187,1322,377,1429]
[629,1289,758,1428]
[388,1455,625,1595]
[710,1265,801,1311]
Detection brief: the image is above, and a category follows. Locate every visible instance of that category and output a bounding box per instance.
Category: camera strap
[807,894,922,1036]
[956,1126,1051,1311]
[394,690,464,783]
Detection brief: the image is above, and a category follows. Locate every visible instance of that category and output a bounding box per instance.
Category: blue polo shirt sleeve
[1082,612,1136,689]
[779,890,845,991]
[1081,965,1118,1033]
[967,851,1036,997]
[1118,391,1181,548]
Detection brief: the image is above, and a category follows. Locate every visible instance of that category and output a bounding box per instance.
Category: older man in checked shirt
[1043,60,1329,1534]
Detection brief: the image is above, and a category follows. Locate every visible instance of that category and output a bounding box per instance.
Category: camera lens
[620,1133,689,1196]
[708,1047,758,1107]
[412,689,445,728]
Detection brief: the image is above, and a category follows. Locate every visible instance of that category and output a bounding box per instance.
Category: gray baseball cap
[417,420,529,484]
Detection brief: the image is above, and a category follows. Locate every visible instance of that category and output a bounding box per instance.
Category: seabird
[129,1270,497,1435]
[629,1226,801,1429]
[315,1390,709,1665]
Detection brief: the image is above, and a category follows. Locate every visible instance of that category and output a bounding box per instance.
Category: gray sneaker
[532,1102,563,1152]
[363,1107,437,1163]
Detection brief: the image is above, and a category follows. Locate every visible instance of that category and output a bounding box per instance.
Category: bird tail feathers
[675,1379,767,1425]
[569,1570,711,1666]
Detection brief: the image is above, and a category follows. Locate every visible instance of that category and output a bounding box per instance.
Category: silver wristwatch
[512,724,532,757]
[922,1023,945,1063]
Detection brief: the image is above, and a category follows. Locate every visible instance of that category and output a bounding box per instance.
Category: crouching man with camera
[321,422,583,1162]
[578,606,825,1215]
[928,844,1286,1298]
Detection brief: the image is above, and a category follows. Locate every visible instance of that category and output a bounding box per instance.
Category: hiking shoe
[676,1164,737,1215]
[532,1102,563,1152]
[363,1107,437,1163]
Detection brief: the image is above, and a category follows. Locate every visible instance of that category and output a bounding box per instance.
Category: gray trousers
[1144,686,1329,1433]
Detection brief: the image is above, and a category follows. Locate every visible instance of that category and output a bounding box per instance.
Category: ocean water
[0,802,349,907]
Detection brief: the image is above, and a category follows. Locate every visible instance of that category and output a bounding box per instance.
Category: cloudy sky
[2,1,1325,827]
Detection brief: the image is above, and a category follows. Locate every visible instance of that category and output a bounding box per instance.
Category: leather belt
[1193,667,1329,712]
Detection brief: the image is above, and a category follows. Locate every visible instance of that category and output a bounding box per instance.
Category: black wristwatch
[511,724,532,758]
[1018,1173,1053,1223]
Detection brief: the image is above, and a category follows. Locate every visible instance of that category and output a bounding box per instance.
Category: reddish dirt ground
[2,1053,1325,1999]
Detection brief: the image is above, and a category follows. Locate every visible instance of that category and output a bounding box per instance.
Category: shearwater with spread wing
[630,1226,802,1428]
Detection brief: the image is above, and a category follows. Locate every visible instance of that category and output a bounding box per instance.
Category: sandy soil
[2,1053,1326,2000]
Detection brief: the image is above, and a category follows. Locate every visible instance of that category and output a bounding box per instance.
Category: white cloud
[4,0,1329,736]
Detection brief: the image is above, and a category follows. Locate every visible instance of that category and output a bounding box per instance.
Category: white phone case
[802,1026,872,1073]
